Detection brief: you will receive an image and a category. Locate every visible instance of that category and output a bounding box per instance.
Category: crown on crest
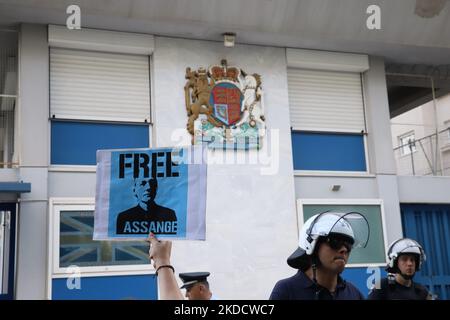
[209,59,240,82]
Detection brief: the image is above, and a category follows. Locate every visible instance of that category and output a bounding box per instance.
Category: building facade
[0,0,449,300]
[391,93,450,176]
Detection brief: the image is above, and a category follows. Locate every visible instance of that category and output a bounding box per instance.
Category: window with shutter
[50,48,150,123]
[49,46,151,165]
[288,68,365,133]
[287,49,369,172]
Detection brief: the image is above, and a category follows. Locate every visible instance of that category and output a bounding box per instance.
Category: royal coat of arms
[184,59,265,149]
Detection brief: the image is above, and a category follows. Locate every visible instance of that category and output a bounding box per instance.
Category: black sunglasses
[324,235,354,252]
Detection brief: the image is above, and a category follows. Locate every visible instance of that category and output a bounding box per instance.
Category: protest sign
[94,145,206,240]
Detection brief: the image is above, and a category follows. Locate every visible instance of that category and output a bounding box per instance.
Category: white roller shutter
[288,68,365,132]
[50,48,150,123]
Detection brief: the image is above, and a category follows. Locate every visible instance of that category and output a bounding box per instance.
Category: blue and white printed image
[94,146,207,241]
[108,149,188,239]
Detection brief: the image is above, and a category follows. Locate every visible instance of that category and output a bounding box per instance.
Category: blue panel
[342,267,387,298]
[401,204,450,300]
[52,274,157,300]
[0,182,31,193]
[51,121,149,165]
[291,131,366,171]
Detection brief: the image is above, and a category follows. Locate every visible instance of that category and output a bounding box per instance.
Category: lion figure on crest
[184,67,221,136]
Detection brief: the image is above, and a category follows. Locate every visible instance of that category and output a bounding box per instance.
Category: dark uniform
[270,270,364,300]
[368,275,430,300]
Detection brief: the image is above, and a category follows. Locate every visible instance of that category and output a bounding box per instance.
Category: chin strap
[312,257,321,300]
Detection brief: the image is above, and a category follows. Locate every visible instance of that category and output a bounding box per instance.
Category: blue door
[0,203,16,300]
[401,204,450,300]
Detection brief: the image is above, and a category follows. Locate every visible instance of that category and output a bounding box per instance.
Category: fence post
[409,139,415,175]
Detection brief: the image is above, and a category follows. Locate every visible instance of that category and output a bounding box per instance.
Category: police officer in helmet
[270,211,370,300]
[368,238,432,300]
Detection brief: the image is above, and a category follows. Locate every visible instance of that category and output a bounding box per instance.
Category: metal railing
[393,127,450,176]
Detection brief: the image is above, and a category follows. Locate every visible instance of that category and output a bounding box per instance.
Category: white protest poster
[94,145,207,240]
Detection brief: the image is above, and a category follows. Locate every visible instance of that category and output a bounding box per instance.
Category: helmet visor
[327,212,370,249]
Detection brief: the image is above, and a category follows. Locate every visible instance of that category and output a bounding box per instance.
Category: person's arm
[148,233,184,300]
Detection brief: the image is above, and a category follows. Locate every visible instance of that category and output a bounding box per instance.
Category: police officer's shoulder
[269,271,305,300]
[368,277,390,300]
[342,279,365,299]
[369,276,390,292]
[413,282,430,299]
[272,272,302,291]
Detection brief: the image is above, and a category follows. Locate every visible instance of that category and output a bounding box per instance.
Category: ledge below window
[0,182,31,193]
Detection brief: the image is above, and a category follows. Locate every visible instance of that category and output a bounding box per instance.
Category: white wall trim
[345,263,387,268]
[13,203,19,300]
[47,198,154,299]
[397,176,450,203]
[294,170,375,177]
[295,198,389,266]
[52,269,154,279]
[49,165,96,173]
[363,135,371,175]
[291,127,365,134]
[47,199,54,299]
[286,48,369,72]
[48,25,154,55]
